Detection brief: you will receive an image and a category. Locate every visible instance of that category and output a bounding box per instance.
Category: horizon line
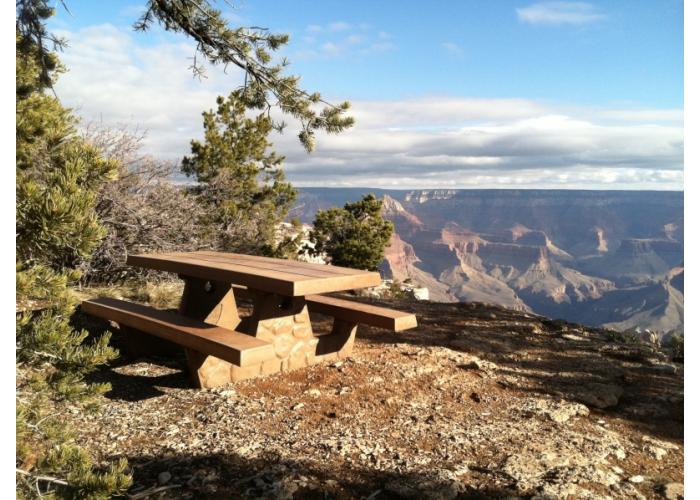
[293,186,684,193]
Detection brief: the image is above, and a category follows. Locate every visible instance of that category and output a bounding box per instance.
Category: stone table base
[155,278,360,388]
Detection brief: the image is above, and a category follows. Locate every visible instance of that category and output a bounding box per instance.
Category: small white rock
[629,475,644,483]
[649,446,668,460]
[663,482,684,500]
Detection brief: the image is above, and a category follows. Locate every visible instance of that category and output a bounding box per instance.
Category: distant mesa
[403,189,457,204]
[381,195,424,229]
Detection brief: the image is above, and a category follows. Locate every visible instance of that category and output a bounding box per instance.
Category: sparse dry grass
[130,281,184,309]
[75,280,184,310]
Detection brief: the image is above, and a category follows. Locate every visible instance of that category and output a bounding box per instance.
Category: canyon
[295,189,684,335]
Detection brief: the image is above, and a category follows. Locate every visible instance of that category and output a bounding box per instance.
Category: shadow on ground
[77,312,191,401]
[120,451,520,499]
[78,297,683,441]
[351,298,683,442]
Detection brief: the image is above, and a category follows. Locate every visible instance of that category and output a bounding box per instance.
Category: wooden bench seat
[81,297,275,368]
[305,294,417,332]
[230,285,417,332]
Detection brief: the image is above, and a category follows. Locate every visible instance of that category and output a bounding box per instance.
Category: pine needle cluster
[136,0,354,152]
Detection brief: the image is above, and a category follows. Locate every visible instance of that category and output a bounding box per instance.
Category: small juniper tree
[16,3,131,496]
[16,264,131,498]
[307,194,394,270]
[183,90,299,255]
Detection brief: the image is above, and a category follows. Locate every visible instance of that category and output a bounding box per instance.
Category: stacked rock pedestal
[179,279,354,388]
[238,291,321,379]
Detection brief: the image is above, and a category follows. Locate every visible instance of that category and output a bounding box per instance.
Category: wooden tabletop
[127,251,382,296]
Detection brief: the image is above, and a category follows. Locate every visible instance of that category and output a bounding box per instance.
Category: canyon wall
[295,189,683,334]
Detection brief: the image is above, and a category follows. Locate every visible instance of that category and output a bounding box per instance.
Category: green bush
[307,193,394,270]
[662,332,684,362]
[16,3,131,496]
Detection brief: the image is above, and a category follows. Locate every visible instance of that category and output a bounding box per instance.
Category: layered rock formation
[295,188,684,334]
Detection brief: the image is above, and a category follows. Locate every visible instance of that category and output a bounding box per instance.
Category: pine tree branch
[139,0,352,151]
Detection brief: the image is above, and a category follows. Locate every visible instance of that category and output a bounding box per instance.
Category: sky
[50,0,684,190]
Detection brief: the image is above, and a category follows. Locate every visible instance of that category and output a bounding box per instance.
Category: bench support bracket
[177,277,248,388]
[315,319,358,362]
[178,276,240,329]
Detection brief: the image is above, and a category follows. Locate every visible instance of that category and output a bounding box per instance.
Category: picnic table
[82,251,418,388]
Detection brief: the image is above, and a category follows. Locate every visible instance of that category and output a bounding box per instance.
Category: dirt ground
[68,292,684,499]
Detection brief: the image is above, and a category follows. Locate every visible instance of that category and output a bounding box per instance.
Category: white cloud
[596,109,684,123]
[517,2,606,26]
[55,24,683,191]
[305,21,353,33]
[361,41,396,55]
[328,21,352,32]
[54,24,244,158]
[441,42,464,57]
[295,23,395,60]
[320,42,340,56]
[346,34,365,45]
[347,97,548,128]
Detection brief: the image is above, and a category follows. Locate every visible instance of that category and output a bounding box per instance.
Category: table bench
[82,251,417,388]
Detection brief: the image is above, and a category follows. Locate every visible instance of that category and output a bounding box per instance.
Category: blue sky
[50,1,684,189]
[54,0,683,106]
